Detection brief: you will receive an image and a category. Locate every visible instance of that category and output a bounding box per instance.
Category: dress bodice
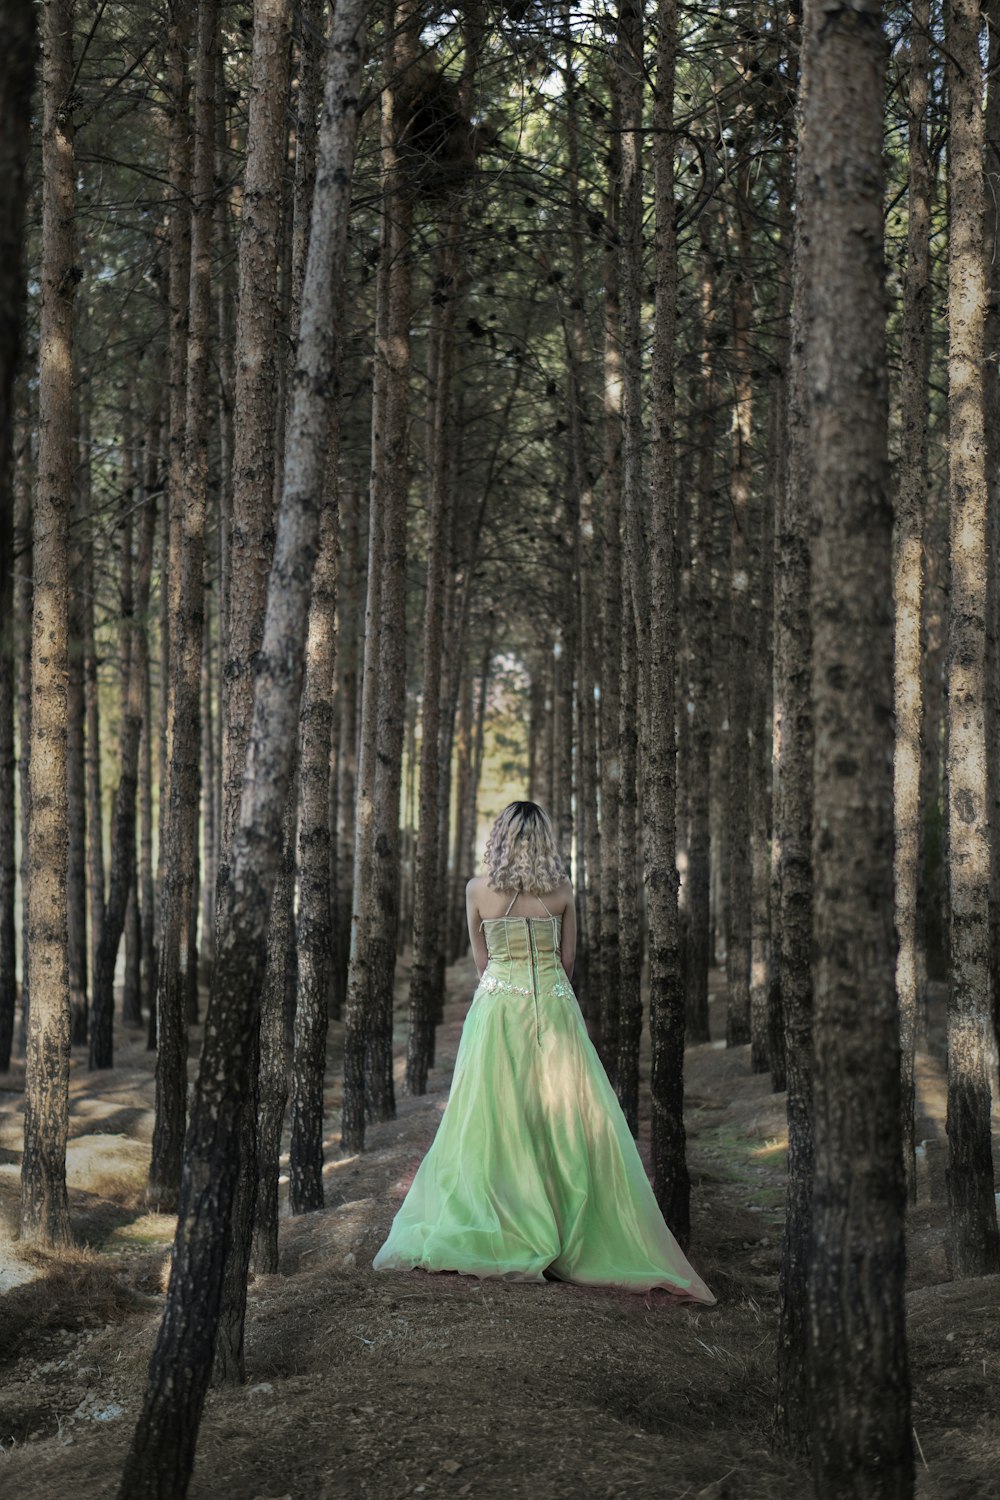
[481,914,562,964]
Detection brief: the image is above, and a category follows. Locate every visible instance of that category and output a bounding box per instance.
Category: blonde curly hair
[483,801,565,894]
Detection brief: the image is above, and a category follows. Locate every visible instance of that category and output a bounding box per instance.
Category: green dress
[373,897,715,1303]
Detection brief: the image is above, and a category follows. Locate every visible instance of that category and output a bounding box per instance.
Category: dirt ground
[1,960,998,1500]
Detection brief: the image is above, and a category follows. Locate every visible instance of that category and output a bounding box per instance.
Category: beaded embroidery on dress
[372,892,715,1302]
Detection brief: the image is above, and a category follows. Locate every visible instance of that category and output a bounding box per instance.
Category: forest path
[0,967,997,1499]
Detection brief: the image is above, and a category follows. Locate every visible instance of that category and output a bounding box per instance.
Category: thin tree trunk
[767,86,795,1097]
[67,491,88,1046]
[251,775,297,1271]
[561,1,598,1015]
[0,1,35,1072]
[20,0,77,1249]
[646,0,687,1243]
[749,392,775,1077]
[118,5,367,1489]
[91,433,156,1067]
[895,0,930,1204]
[212,0,298,1384]
[149,0,216,1212]
[684,216,715,1046]
[599,81,623,1067]
[290,499,338,1210]
[772,6,815,1453]
[944,0,1000,1280]
[343,0,418,1147]
[218,0,291,905]
[334,484,360,1018]
[15,448,31,1051]
[616,573,641,1126]
[725,180,754,1052]
[615,0,647,1123]
[408,215,462,1095]
[81,413,105,1030]
[139,418,161,1028]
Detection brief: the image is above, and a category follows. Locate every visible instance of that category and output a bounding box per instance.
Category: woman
[372,800,715,1302]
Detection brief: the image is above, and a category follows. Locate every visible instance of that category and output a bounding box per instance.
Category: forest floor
[0,959,998,1500]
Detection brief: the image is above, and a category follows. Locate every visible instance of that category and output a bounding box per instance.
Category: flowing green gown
[373,899,715,1303]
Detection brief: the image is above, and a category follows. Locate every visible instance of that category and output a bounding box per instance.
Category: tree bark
[646,0,687,1244]
[407,215,462,1095]
[118,4,367,1490]
[767,82,795,1097]
[91,428,157,1066]
[139,415,161,1027]
[251,777,297,1272]
[772,6,815,1454]
[342,0,418,1148]
[290,499,338,1210]
[801,2,912,1491]
[683,217,715,1048]
[984,0,1000,1094]
[15,449,31,1053]
[334,483,360,1017]
[725,174,754,1053]
[150,0,216,1212]
[616,573,641,1127]
[218,0,291,904]
[81,415,105,1032]
[599,78,623,1068]
[944,0,1000,1280]
[0,0,35,1072]
[20,0,77,1249]
[895,0,930,1203]
[66,486,87,1046]
[614,0,646,1126]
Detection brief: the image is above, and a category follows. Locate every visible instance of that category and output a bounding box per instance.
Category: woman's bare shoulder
[466,874,488,898]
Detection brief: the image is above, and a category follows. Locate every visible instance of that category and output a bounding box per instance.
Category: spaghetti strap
[535,893,554,918]
[502,888,521,918]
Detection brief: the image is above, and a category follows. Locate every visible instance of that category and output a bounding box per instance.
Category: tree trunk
[614,0,647,1125]
[218,0,291,905]
[684,215,715,1047]
[139,417,161,1028]
[767,90,795,1097]
[149,0,216,1212]
[290,499,338,1210]
[118,5,367,1489]
[772,8,815,1454]
[155,0,194,1054]
[81,418,105,1031]
[0,0,35,1072]
[725,179,753,1053]
[334,484,360,1018]
[944,0,1000,1280]
[599,80,623,1067]
[984,1,1000,1096]
[408,215,462,1095]
[66,490,87,1046]
[15,449,31,1052]
[251,776,297,1271]
[646,0,687,1244]
[895,0,930,1204]
[616,573,641,1125]
[91,430,157,1066]
[801,2,912,1491]
[20,0,77,1249]
[343,0,418,1148]
[212,0,299,1383]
